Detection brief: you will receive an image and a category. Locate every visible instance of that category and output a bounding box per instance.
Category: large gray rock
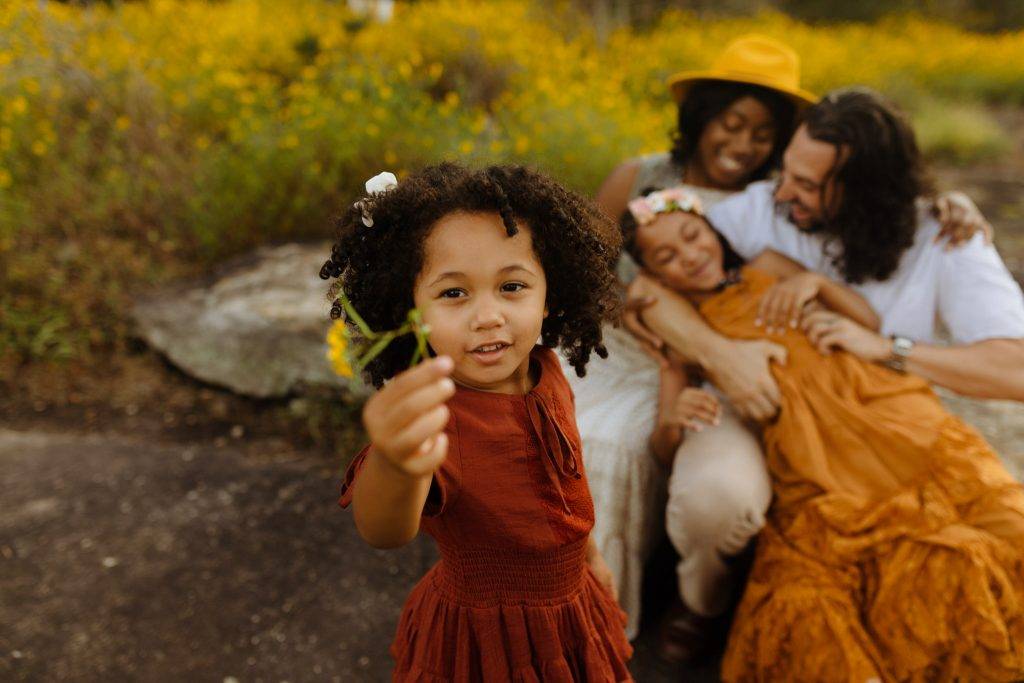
[132,243,368,399]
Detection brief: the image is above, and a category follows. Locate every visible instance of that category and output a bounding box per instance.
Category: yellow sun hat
[667,34,818,110]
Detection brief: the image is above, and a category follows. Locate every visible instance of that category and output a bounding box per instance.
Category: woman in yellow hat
[561,33,820,656]
[596,34,816,222]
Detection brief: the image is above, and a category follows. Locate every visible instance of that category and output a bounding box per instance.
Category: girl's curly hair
[319,162,622,388]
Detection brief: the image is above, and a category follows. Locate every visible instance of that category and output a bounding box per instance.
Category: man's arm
[629,274,788,421]
[802,312,1024,401]
[932,231,1024,398]
[903,339,1024,401]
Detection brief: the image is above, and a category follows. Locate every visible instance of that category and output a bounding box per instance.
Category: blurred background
[2,1,1024,681]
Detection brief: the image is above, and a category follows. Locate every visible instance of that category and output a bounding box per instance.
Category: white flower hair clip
[627,187,704,227]
[355,171,398,227]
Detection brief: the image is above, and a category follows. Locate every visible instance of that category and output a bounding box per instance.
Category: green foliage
[0,0,1018,365]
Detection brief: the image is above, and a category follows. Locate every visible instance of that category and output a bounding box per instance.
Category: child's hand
[756,272,822,334]
[586,538,618,602]
[363,356,456,478]
[668,388,720,432]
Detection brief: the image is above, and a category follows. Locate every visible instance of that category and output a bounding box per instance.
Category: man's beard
[774,200,825,233]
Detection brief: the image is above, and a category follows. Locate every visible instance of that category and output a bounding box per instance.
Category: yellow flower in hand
[326,320,354,378]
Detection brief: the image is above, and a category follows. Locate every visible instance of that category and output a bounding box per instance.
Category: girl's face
[694,96,777,190]
[636,211,726,293]
[413,211,547,394]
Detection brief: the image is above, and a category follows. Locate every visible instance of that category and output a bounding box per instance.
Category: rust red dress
[340,347,633,682]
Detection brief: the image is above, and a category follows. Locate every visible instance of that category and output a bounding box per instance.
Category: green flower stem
[356,330,397,370]
[340,292,376,340]
[337,302,431,374]
[406,309,430,368]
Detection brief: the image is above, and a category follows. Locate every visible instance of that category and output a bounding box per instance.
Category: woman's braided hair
[319,162,622,388]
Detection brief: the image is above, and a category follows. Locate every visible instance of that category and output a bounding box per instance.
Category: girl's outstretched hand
[363,356,456,478]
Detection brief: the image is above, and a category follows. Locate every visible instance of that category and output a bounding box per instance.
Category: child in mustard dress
[623,188,1024,682]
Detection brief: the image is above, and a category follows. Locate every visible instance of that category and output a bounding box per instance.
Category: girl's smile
[413,211,548,395]
[468,340,513,365]
[635,210,726,295]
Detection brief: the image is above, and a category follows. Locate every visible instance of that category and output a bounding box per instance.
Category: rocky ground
[0,428,718,682]
[2,160,1024,681]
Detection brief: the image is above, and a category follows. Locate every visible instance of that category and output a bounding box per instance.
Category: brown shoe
[656,598,722,665]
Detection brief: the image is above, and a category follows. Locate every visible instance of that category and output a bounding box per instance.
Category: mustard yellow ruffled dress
[703,268,1024,682]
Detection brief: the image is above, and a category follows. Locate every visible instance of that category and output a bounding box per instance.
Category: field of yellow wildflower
[2,0,1022,365]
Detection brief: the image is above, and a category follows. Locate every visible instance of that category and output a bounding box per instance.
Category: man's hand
[933,191,993,249]
[801,310,891,361]
[704,339,787,422]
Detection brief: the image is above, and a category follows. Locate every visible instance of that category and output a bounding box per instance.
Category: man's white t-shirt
[706,180,1024,345]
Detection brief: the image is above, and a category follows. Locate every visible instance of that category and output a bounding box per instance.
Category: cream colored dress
[561,153,730,638]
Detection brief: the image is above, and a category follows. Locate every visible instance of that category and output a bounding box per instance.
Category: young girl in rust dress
[320,163,633,681]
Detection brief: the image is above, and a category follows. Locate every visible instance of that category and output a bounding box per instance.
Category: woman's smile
[714,149,751,176]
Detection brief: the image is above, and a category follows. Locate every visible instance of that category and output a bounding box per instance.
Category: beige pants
[665,390,772,617]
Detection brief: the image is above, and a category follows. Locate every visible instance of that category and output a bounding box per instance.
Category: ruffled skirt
[723,393,1024,681]
[391,564,633,682]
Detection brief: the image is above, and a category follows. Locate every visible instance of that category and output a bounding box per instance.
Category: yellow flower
[0,169,11,188]
[31,140,47,156]
[326,320,354,378]
[115,116,131,131]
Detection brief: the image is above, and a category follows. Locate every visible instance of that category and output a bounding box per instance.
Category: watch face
[893,337,914,356]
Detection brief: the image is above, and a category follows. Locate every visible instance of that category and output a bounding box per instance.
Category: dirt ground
[2,158,1024,681]
[0,426,717,682]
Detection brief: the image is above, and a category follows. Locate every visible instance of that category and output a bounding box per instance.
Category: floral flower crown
[626,187,704,227]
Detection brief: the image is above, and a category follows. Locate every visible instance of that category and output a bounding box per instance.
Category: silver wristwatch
[884,335,914,373]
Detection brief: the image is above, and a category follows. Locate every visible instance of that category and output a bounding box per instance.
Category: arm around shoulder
[594,159,640,220]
